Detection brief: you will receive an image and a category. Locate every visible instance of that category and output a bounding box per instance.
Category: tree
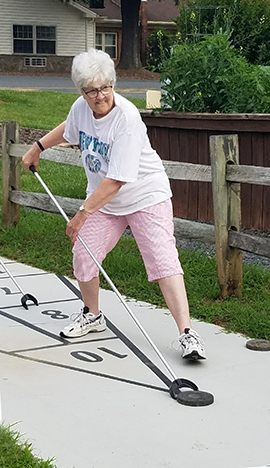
[117,0,142,69]
[118,0,180,69]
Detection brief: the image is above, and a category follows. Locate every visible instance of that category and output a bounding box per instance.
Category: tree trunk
[140,0,148,66]
[118,0,142,69]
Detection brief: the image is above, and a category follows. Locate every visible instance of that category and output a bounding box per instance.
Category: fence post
[210,134,242,297]
[1,120,21,228]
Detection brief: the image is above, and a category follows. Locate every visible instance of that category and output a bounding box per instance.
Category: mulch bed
[0,126,48,156]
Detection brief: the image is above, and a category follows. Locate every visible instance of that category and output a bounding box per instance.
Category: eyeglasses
[83,85,113,99]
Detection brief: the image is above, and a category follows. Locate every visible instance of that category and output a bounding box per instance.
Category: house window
[36,26,56,54]
[13,25,56,54]
[13,25,33,53]
[90,0,104,7]
[96,33,117,59]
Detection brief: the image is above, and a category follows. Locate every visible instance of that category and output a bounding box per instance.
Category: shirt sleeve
[63,100,80,145]
[106,109,145,183]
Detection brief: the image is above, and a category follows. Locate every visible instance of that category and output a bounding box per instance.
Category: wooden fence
[2,120,270,297]
[141,111,270,231]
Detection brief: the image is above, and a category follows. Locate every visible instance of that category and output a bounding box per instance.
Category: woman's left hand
[66,212,88,244]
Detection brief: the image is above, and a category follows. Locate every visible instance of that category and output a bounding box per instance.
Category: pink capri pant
[73,199,183,282]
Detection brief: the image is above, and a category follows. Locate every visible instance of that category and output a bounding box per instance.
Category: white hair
[71,48,116,92]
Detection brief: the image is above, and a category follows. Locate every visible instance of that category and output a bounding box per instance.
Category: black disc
[169,378,198,400]
[177,390,214,407]
[246,339,270,351]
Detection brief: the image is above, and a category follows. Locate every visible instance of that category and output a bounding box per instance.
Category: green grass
[0,90,78,130]
[0,90,146,129]
[0,424,57,468]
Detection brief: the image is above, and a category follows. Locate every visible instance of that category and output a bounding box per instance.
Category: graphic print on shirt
[79,130,110,173]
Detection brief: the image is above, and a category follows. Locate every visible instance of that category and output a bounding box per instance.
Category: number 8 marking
[41,309,69,320]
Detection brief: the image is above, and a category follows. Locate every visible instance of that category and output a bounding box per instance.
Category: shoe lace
[70,310,88,325]
[171,329,205,350]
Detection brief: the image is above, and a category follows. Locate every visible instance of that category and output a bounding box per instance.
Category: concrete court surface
[0,256,269,468]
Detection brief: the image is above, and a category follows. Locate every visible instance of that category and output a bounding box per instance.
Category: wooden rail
[2,120,270,297]
[141,111,270,231]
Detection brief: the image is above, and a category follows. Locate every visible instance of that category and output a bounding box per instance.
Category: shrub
[176,0,270,65]
[160,34,270,113]
[147,28,179,72]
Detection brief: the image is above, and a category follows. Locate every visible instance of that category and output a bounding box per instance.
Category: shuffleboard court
[0,257,269,468]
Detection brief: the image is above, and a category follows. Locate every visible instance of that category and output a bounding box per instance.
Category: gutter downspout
[85,17,95,51]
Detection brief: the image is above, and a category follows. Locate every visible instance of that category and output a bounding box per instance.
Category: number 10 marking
[71,347,128,363]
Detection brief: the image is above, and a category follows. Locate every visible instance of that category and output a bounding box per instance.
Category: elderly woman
[22,48,206,360]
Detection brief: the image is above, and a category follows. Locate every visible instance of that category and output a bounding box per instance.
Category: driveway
[0,74,161,99]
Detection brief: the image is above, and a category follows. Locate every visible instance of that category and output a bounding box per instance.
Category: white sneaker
[60,306,106,338]
[178,328,206,360]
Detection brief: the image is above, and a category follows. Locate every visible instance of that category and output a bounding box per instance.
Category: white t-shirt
[63,92,172,215]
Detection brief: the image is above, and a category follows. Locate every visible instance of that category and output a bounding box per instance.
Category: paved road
[0,74,161,99]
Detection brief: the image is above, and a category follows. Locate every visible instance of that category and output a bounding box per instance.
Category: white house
[0,0,98,73]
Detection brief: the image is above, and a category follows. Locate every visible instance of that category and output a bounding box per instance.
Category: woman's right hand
[66,211,89,244]
[22,143,41,172]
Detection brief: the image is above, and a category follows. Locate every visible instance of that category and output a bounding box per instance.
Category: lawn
[0,89,146,129]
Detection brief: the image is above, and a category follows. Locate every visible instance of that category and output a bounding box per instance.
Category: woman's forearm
[83,177,125,215]
[22,121,67,171]
[37,121,67,149]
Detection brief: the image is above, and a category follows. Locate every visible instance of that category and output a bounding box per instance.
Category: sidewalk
[0,257,269,468]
